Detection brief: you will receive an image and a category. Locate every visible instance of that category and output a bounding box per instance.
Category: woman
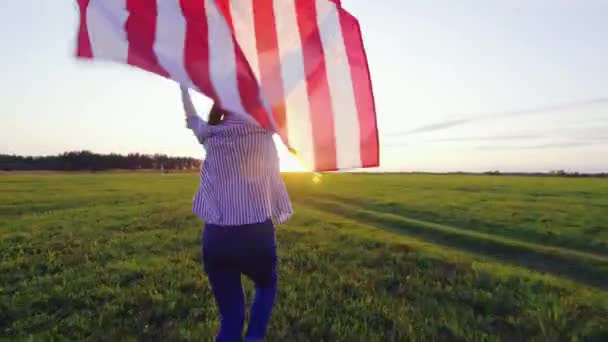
[181,85,293,342]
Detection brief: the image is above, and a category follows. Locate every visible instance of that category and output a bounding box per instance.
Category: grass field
[1,172,607,341]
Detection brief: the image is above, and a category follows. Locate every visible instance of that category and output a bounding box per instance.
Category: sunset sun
[275,137,307,172]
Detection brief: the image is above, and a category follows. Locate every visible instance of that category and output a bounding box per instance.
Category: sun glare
[279,150,307,172]
[274,135,307,172]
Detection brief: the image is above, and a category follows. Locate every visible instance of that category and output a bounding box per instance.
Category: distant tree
[0,152,200,171]
[550,170,567,177]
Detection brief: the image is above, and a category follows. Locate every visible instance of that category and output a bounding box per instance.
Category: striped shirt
[187,114,293,226]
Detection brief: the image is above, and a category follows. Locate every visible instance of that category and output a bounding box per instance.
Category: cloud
[480,97,608,119]
[399,119,473,134]
[389,97,608,136]
[476,141,602,151]
[426,134,538,142]
[382,142,408,148]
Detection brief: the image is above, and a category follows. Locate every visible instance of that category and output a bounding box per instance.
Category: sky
[1,0,607,172]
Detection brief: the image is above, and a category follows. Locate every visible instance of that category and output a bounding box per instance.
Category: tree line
[0,151,200,171]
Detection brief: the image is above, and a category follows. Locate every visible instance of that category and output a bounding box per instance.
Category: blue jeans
[203,219,278,342]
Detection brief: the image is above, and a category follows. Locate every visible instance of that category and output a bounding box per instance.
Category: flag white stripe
[229,0,261,82]
[316,0,362,169]
[77,0,379,171]
[87,0,129,62]
[205,0,247,117]
[273,0,314,168]
[154,0,195,89]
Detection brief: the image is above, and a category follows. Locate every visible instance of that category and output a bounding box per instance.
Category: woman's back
[191,113,293,226]
[203,118,279,179]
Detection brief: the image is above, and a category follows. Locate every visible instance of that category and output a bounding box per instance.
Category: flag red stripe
[339,10,379,167]
[179,0,218,105]
[215,0,272,129]
[295,0,337,171]
[76,0,93,58]
[126,0,169,77]
[253,0,288,141]
[75,0,377,171]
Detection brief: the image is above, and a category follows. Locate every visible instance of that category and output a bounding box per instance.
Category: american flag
[76,0,379,171]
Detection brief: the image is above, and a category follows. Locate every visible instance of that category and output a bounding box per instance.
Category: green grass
[1,172,607,341]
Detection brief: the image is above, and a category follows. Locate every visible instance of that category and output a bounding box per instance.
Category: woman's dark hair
[208,104,224,126]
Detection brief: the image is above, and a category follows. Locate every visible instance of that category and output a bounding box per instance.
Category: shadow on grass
[295,197,608,290]
[317,193,608,257]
